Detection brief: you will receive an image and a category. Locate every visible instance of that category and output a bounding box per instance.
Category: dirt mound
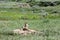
[12,23,40,35]
[12,29,37,35]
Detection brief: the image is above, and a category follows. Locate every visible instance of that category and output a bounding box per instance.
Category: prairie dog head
[24,22,29,27]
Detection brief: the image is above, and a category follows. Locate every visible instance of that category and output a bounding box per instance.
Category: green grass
[0,10,60,40]
[0,11,60,20]
[0,4,60,20]
[0,19,60,40]
[0,1,60,40]
[0,12,40,20]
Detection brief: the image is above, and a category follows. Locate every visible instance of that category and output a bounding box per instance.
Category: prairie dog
[23,22,29,31]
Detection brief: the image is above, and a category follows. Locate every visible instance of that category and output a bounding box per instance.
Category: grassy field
[0,7,60,40]
[0,19,60,40]
[0,3,60,20]
[0,1,60,40]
